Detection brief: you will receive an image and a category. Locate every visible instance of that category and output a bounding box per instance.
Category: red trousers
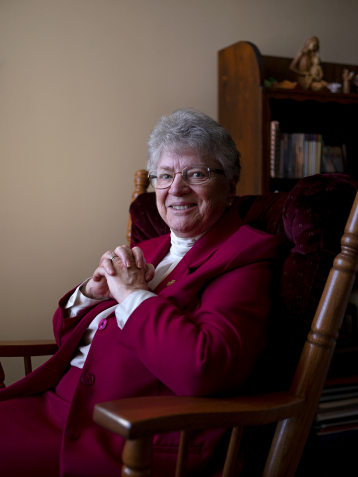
[0,366,82,477]
[0,367,240,477]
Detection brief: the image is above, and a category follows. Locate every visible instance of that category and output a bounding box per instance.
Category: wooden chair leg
[24,356,32,375]
[121,437,152,477]
[0,356,32,389]
[222,427,243,477]
[175,430,190,477]
[0,361,5,389]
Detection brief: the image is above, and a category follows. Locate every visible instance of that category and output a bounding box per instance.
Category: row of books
[314,376,358,438]
[314,294,358,438]
[270,121,346,179]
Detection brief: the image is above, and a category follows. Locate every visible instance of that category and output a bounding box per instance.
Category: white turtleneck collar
[147,229,206,291]
[169,230,205,259]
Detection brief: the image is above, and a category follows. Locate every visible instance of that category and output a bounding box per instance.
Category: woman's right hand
[81,247,154,300]
[81,275,113,301]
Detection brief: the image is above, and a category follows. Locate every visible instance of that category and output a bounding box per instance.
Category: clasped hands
[82,246,155,304]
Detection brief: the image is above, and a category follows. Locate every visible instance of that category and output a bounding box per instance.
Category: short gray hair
[147,108,241,183]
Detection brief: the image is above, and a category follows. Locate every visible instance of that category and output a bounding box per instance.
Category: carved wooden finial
[127,170,150,245]
[132,170,150,201]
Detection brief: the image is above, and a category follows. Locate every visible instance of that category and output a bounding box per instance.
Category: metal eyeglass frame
[148,165,224,189]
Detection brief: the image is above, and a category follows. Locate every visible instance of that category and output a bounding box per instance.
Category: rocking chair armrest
[93,391,305,440]
[0,340,58,386]
[0,340,58,357]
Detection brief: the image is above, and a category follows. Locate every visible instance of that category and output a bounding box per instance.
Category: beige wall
[1,0,357,385]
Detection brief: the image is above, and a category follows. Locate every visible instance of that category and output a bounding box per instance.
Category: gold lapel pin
[166,280,176,287]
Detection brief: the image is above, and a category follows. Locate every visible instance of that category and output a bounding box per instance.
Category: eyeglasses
[148,165,224,189]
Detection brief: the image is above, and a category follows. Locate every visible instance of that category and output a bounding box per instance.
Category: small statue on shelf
[289,36,328,91]
[308,55,329,91]
[342,69,354,94]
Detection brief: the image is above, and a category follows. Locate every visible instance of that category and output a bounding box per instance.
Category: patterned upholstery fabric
[129,174,357,386]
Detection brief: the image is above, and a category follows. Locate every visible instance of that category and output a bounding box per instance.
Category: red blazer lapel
[152,258,190,294]
[137,233,171,268]
[184,202,244,269]
[153,202,245,294]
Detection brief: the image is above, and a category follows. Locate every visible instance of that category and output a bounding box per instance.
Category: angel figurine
[309,55,329,91]
[289,36,328,91]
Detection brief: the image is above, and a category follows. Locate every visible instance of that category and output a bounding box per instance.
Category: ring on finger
[108,251,118,263]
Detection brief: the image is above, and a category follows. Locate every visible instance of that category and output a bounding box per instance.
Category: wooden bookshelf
[219,41,358,474]
[218,41,358,195]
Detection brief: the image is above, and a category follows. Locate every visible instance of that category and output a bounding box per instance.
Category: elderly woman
[0,109,280,477]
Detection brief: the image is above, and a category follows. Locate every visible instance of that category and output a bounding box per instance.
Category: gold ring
[110,255,118,263]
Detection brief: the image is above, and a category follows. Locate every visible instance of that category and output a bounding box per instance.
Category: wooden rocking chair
[1,171,357,476]
[92,171,358,476]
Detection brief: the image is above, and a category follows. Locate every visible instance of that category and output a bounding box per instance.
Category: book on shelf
[269,121,347,179]
[321,145,345,173]
[296,133,305,179]
[320,383,358,403]
[313,378,358,436]
[315,406,358,424]
[280,131,322,179]
[318,397,358,410]
[315,420,358,436]
[270,120,281,178]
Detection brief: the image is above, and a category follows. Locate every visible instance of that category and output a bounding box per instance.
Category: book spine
[310,135,316,176]
[279,132,285,178]
[287,134,293,178]
[282,133,289,178]
[270,121,281,178]
[298,133,305,178]
[303,134,309,177]
[291,133,297,178]
[316,134,322,174]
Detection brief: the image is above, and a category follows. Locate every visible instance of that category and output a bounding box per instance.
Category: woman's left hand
[93,246,155,304]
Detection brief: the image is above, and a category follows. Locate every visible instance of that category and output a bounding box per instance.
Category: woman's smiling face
[155,149,235,238]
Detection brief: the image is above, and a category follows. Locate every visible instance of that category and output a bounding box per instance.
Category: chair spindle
[175,430,190,477]
[222,426,243,477]
[121,437,152,477]
[0,362,5,389]
[24,356,32,375]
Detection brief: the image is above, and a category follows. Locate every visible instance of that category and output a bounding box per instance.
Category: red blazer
[0,203,280,476]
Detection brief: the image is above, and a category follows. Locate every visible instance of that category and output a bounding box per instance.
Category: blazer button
[80,372,95,386]
[65,427,81,440]
[98,318,107,330]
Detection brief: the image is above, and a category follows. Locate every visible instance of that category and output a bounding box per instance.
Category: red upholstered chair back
[129,173,357,390]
